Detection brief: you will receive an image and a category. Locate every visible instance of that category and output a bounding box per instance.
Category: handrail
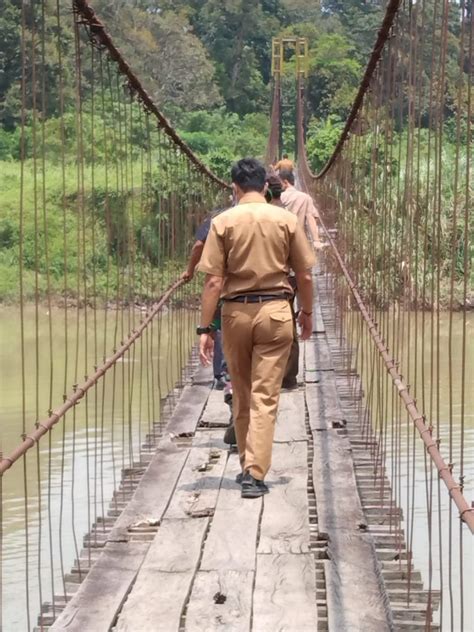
[0,280,185,476]
[73,0,230,190]
[308,0,402,180]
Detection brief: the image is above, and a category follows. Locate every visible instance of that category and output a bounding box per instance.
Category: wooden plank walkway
[50,274,394,632]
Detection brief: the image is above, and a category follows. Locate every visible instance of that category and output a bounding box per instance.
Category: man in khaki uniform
[197,158,315,498]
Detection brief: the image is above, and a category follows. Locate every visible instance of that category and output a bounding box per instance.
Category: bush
[305,115,344,173]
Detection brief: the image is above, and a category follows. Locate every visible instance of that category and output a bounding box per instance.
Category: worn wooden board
[185,569,254,632]
[166,383,210,436]
[274,390,307,443]
[312,429,365,534]
[306,372,345,431]
[164,439,227,521]
[258,442,310,554]
[304,336,321,383]
[253,553,318,632]
[311,419,391,631]
[199,388,232,428]
[325,532,392,632]
[313,303,326,334]
[199,454,261,572]
[114,519,209,632]
[305,335,333,375]
[51,542,149,632]
[298,339,305,381]
[191,363,214,385]
[108,438,189,542]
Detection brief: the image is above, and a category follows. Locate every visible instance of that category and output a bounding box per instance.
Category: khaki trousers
[222,299,293,480]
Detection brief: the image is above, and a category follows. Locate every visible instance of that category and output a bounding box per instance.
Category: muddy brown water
[0,304,196,631]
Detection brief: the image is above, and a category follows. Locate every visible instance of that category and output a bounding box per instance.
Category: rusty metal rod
[314,217,474,533]
[73,0,229,190]
[312,0,402,179]
[0,280,186,476]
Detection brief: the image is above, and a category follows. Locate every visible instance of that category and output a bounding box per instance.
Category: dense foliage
[0,0,383,153]
[0,0,471,303]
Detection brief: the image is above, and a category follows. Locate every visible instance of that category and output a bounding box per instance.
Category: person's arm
[306,213,322,245]
[199,274,224,365]
[295,269,313,340]
[288,222,316,340]
[305,198,325,249]
[196,220,226,365]
[180,240,205,281]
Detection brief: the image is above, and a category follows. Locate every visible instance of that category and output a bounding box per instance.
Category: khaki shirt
[198,201,315,299]
[274,158,294,172]
[281,186,320,230]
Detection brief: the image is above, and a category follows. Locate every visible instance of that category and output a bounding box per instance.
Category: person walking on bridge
[180,210,226,390]
[279,169,324,251]
[273,153,294,174]
[196,158,315,498]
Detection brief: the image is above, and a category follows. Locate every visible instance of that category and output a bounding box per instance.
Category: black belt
[224,293,290,304]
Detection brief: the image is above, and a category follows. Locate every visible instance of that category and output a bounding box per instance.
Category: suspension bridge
[0,0,472,631]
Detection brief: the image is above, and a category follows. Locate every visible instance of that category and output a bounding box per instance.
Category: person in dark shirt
[181,212,225,389]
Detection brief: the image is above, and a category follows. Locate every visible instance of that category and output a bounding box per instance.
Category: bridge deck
[47,273,433,632]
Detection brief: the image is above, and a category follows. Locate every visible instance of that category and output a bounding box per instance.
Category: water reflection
[0,304,196,631]
[349,310,474,630]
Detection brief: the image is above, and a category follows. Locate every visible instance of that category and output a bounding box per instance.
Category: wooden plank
[325,533,392,632]
[181,452,259,628]
[164,438,227,521]
[51,542,149,632]
[312,429,365,533]
[199,388,231,428]
[191,363,213,385]
[253,553,318,632]
[185,570,254,632]
[306,372,345,431]
[108,438,189,542]
[274,390,307,443]
[311,428,391,631]
[304,337,320,383]
[116,431,228,631]
[166,383,210,436]
[258,442,310,554]
[298,339,305,382]
[313,303,326,334]
[114,519,209,632]
[199,454,261,572]
[306,335,333,375]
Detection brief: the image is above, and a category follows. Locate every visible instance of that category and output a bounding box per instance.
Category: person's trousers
[282,298,299,386]
[213,330,224,378]
[222,299,293,480]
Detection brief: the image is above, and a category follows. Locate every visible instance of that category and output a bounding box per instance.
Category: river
[351,310,474,631]
[1,307,473,631]
[0,304,197,631]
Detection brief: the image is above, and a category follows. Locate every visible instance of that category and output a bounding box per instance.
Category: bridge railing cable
[296,0,473,629]
[0,1,227,629]
[265,76,281,167]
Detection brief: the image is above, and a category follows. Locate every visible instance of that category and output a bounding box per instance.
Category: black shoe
[235,472,244,484]
[223,423,236,445]
[281,379,298,391]
[214,377,225,391]
[241,472,269,498]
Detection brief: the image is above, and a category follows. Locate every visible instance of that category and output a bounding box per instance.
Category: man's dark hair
[266,174,283,199]
[231,158,266,193]
[283,153,289,159]
[279,169,295,185]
